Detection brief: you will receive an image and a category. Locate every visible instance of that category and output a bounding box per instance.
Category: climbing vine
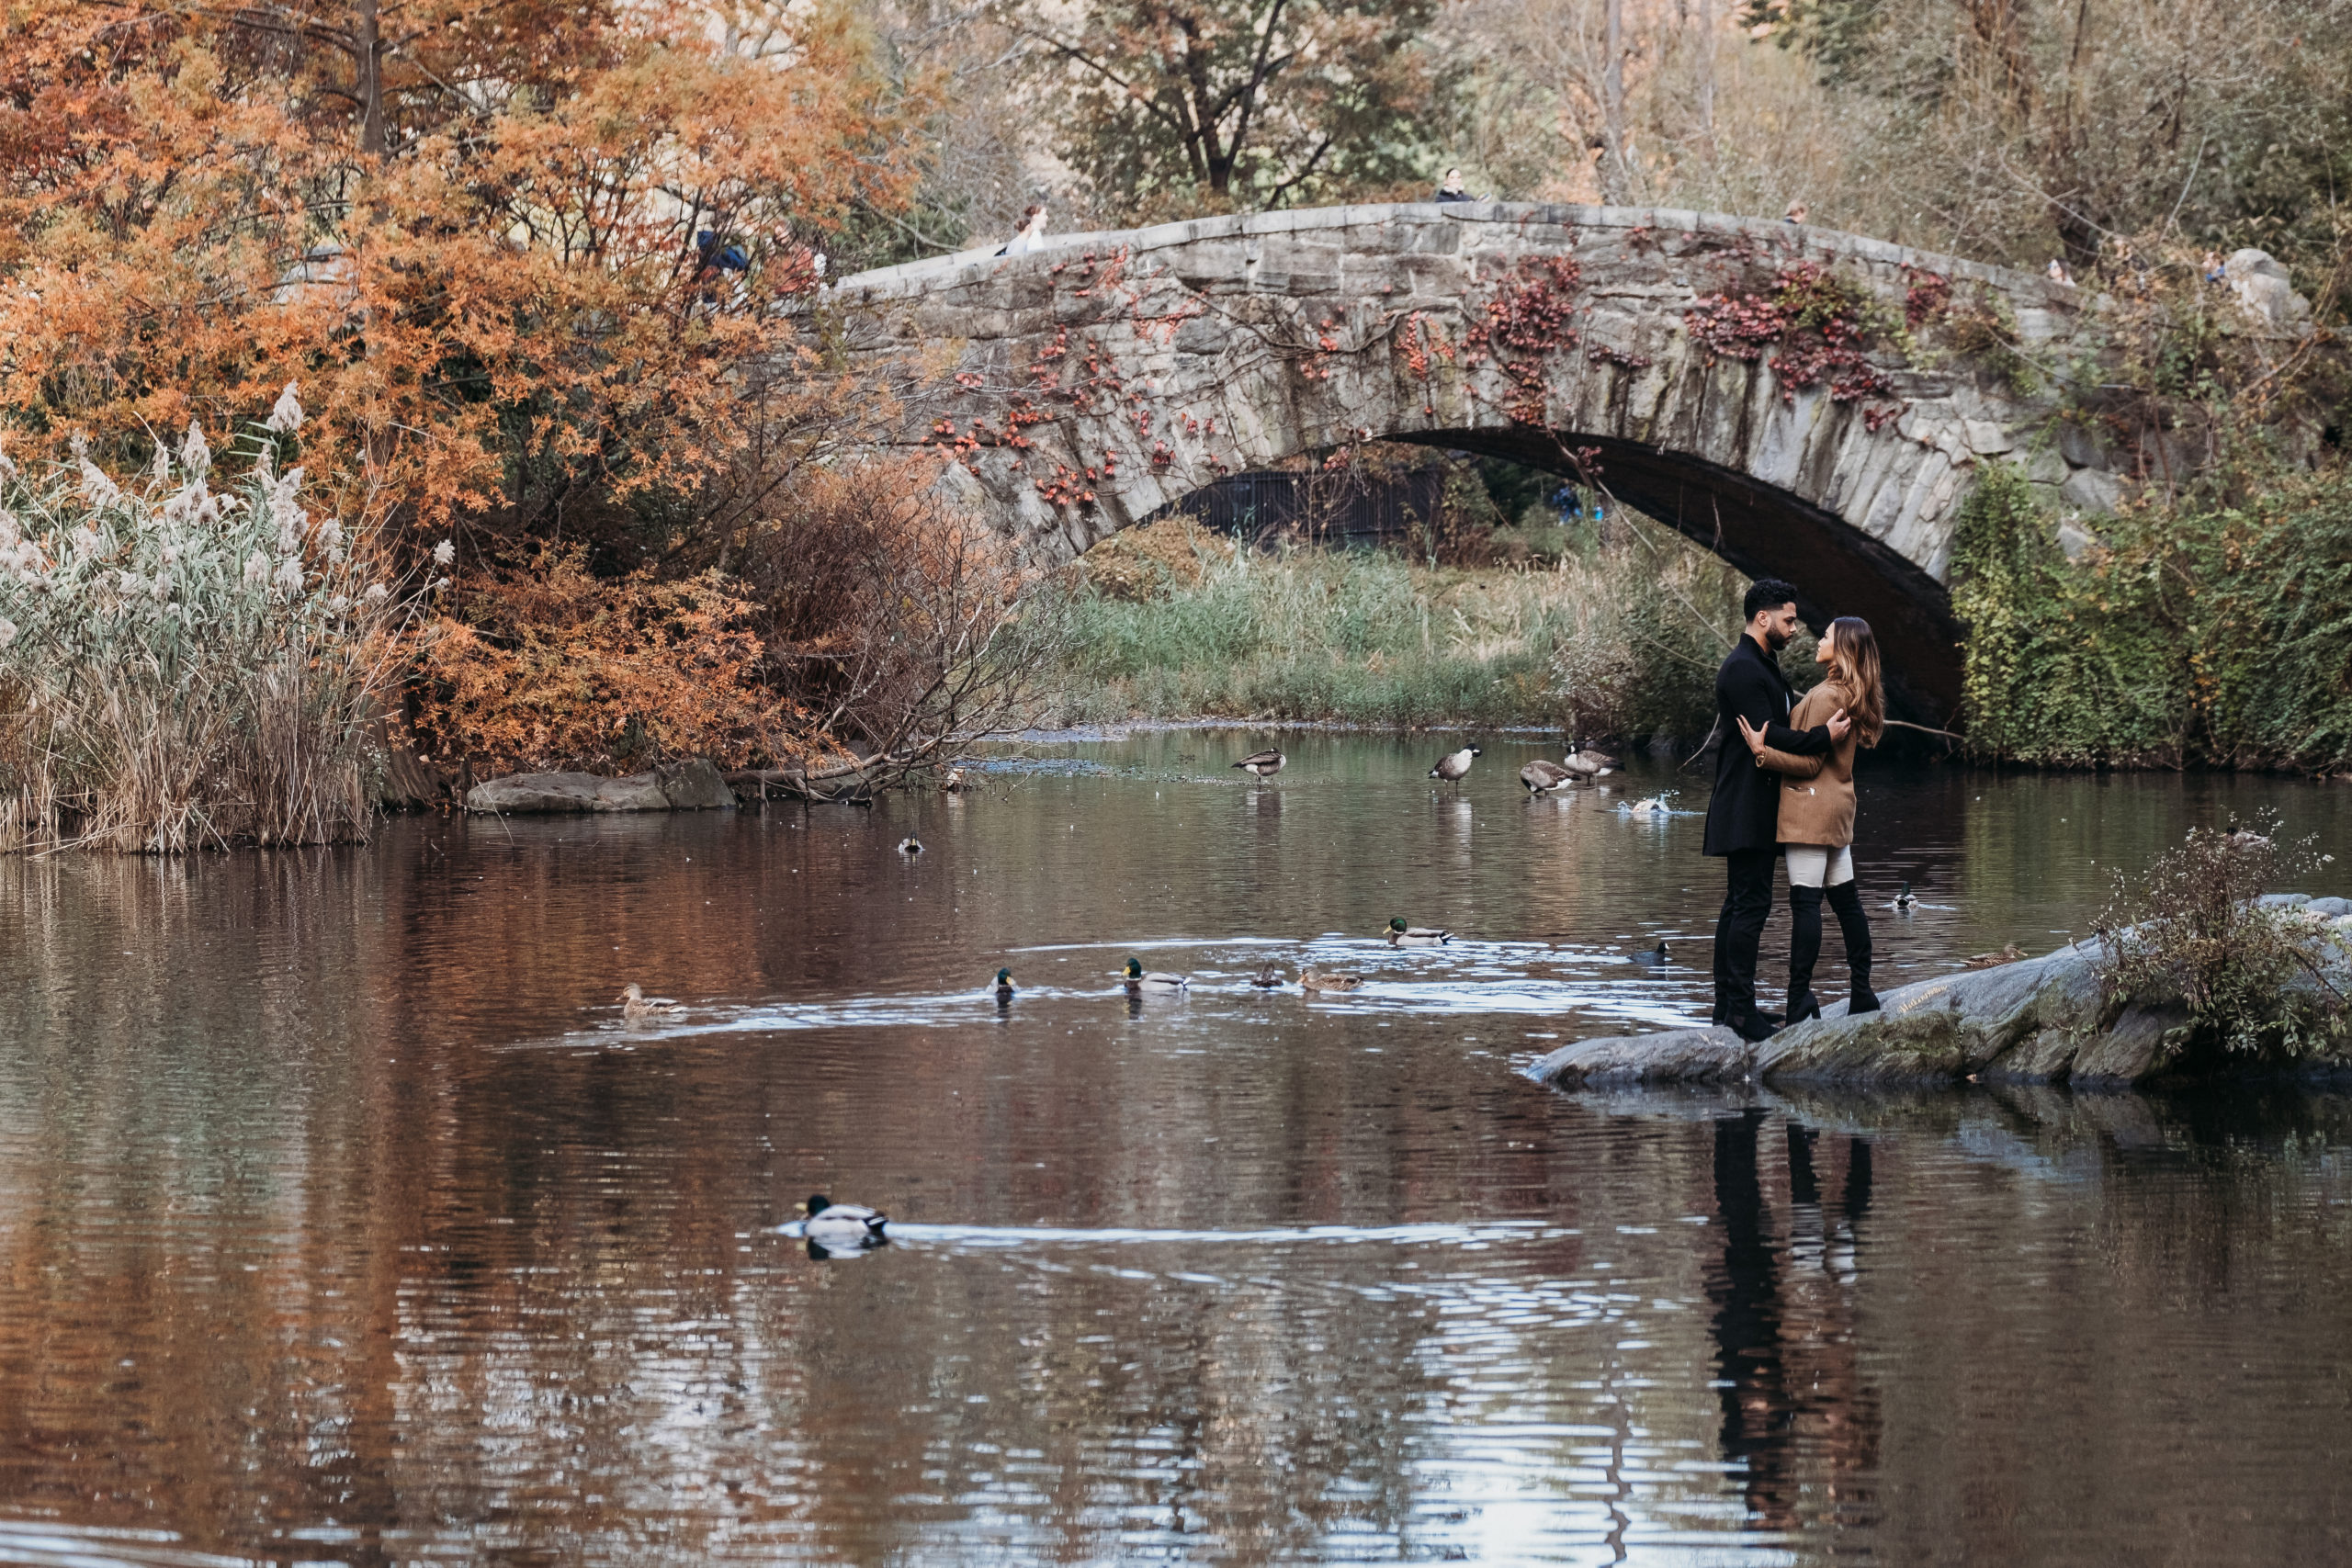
[1685,261,1904,428]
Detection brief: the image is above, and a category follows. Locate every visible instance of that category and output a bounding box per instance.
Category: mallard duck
[1385,917,1452,946]
[1234,749,1286,779]
[618,983,679,1025]
[1630,941,1670,965]
[1963,942,2026,970]
[1893,882,1917,909]
[1300,968,1363,992]
[799,1194,888,1248]
[1429,745,1481,790]
[993,966,1015,999]
[1250,964,1285,987]
[1122,957,1188,991]
[1520,760,1573,795]
[897,835,923,855]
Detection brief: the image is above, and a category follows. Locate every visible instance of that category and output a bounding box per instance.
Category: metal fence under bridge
[1149,468,1450,549]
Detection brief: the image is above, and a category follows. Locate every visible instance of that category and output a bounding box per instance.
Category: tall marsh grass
[0,398,435,852]
[1040,518,1747,736]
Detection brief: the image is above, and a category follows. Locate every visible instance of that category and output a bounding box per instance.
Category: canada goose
[1626,796,1668,815]
[1893,882,1917,909]
[1299,968,1363,991]
[1563,740,1620,777]
[993,966,1015,1000]
[1962,942,2026,970]
[1385,917,1452,946]
[1250,964,1286,987]
[1235,749,1286,779]
[1520,760,1573,795]
[897,835,922,855]
[1429,745,1480,790]
[1122,957,1188,991]
[1630,941,1670,965]
[799,1194,888,1249]
[618,983,679,1025]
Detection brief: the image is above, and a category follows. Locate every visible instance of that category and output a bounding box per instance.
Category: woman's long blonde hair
[1827,616,1885,748]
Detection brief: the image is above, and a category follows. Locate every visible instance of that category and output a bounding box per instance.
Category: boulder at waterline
[465,757,737,814]
[1530,925,2352,1091]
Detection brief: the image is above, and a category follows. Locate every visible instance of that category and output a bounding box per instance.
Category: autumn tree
[0,0,932,557]
[1001,0,1448,220]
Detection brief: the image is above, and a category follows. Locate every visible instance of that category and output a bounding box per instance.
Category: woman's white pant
[1785,845,1854,888]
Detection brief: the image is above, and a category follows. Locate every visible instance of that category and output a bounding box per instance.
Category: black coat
[1702,635,1834,856]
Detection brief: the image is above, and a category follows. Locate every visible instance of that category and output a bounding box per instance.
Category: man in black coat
[1706,579,1849,1040]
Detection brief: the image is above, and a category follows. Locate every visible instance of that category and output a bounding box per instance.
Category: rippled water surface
[4,732,2351,1565]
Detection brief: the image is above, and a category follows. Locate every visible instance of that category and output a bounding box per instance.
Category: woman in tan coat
[1734,616,1886,1021]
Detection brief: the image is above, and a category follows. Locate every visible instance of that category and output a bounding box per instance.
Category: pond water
[2,732,2349,1566]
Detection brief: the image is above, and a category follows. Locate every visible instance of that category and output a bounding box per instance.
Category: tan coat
[1755,680,1859,847]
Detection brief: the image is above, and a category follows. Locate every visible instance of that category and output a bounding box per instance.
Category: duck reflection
[1707,1109,1880,1532]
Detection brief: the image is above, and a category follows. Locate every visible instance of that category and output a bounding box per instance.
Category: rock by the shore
[466,757,737,814]
[1532,917,2352,1091]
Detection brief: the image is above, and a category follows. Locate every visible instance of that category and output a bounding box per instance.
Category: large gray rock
[1529,919,2352,1092]
[467,760,738,814]
[2224,248,2312,329]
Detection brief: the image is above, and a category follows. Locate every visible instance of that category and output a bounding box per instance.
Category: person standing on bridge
[999,203,1049,256]
[1704,581,1848,1043]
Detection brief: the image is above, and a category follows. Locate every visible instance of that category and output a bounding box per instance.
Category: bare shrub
[0,401,435,852]
[2097,815,2350,1059]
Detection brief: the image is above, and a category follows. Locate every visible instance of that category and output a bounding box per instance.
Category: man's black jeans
[1712,846,1778,1025]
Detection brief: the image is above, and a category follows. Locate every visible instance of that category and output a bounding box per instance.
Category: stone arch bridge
[823,204,2304,717]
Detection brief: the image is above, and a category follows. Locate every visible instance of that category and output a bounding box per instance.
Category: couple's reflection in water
[1708,1108,1881,1535]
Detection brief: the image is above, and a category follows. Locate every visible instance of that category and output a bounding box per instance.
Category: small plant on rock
[2095,813,2349,1060]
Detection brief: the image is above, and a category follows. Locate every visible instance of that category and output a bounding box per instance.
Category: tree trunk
[1696,0,1717,159]
[356,0,387,155]
[1601,0,1628,203]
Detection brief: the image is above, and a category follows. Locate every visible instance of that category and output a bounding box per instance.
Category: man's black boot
[1785,885,1826,1024]
[1826,881,1880,1013]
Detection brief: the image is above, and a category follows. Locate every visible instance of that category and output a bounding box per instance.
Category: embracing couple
[1703,578,1887,1043]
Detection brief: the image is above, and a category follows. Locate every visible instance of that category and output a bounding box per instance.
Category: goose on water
[1123,958,1189,991]
[1563,740,1620,777]
[800,1194,888,1249]
[1520,760,1573,795]
[1300,968,1363,992]
[1385,917,1453,946]
[1626,796,1668,815]
[898,835,923,855]
[1430,745,1480,791]
[1234,749,1286,779]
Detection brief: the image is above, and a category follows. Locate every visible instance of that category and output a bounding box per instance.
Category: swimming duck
[1385,917,1452,946]
[994,966,1015,999]
[1235,749,1286,779]
[618,983,679,1025]
[1430,745,1481,790]
[897,835,923,855]
[799,1194,888,1249]
[942,768,968,793]
[1300,968,1363,992]
[1123,957,1188,991]
[1893,882,1917,909]
[1626,796,1668,815]
[1250,964,1286,987]
[1520,760,1573,795]
[1962,942,2026,970]
[1630,941,1670,965]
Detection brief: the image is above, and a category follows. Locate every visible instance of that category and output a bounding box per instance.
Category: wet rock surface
[466,758,737,814]
[1532,913,2352,1091]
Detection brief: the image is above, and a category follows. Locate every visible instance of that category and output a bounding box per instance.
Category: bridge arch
[827,203,2132,718]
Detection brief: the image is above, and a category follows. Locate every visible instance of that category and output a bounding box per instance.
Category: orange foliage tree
[0,0,929,550]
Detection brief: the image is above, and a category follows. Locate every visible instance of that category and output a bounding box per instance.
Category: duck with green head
[994,967,1016,999]
[1385,917,1452,947]
[1123,958,1188,991]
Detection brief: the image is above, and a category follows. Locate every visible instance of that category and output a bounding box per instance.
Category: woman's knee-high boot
[1825,881,1879,1013]
[1785,886,1825,1024]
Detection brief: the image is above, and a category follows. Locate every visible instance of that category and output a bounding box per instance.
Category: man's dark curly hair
[1742,578,1801,621]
